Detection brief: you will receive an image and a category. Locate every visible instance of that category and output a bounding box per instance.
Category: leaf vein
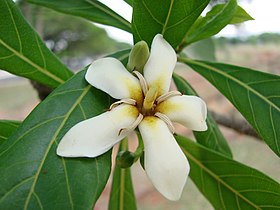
[269,105,279,153]
[218,182,226,209]
[85,0,131,28]
[0,39,65,84]
[35,33,47,70]
[23,85,91,210]
[161,0,174,35]
[239,189,280,196]
[166,2,208,30]
[60,156,74,209]
[0,53,15,59]
[5,0,22,53]
[181,147,261,209]
[32,192,43,210]
[247,90,261,135]
[0,116,65,157]
[0,176,35,203]
[142,0,164,26]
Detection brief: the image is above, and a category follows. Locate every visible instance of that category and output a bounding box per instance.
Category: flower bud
[116,151,135,168]
[127,41,149,73]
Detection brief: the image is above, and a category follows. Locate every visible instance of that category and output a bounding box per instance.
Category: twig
[30,81,52,101]
[210,111,261,140]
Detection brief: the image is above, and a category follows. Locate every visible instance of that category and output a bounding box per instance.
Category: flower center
[111,71,181,135]
[142,86,158,115]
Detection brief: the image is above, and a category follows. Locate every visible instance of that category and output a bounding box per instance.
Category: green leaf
[0,69,113,210]
[0,120,20,146]
[0,0,73,88]
[176,135,280,210]
[180,57,280,157]
[184,38,216,62]
[230,6,254,25]
[132,0,209,47]
[173,74,232,158]
[185,0,237,45]
[109,167,136,210]
[109,142,137,210]
[107,49,130,65]
[28,0,132,33]
[0,49,130,210]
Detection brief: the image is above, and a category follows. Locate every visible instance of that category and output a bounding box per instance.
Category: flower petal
[143,34,177,96]
[139,116,189,200]
[156,95,207,131]
[57,104,139,158]
[86,57,143,102]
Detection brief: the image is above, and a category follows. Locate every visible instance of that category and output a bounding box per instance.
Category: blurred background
[0,0,280,209]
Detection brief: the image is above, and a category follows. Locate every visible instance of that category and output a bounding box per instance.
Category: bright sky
[99,0,280,43]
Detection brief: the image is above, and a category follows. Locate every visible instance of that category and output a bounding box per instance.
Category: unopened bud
[127,41,149,73]
[116,151,135,168]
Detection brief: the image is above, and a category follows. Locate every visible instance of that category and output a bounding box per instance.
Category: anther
[119,114,144,136]
[156,91,182,104]
[133,71,148,95]
[110,98,137,110]
[154,112,175,134]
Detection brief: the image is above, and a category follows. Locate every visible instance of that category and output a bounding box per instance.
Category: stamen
[119,114,143,136]
[154,112,175,134]
[156,91,182,104]
[143,86,158,111]
[133,71,148,95]
[110,98,136,110]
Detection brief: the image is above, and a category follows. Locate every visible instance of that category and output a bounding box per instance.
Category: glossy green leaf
[180,57,280,157]
[176,135,280,210]
[0,0,73,88]
[109,141,137,210]
[185,0,237,45]
[108,49,130,65]
[230,6,254,24]
[184,38,216,62]
[0,69,112,210]
[173,74,232,157]
[132,0,209,47]
[0,120,20,146]
[28,0,132,33]
[0,50,130,210]
[109,166,136,210]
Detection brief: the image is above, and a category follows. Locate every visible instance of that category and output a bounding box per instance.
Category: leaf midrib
[187,1,236,43]
[182,58,280,112]
[161,0,174,35]
[0,39,65,85]
[85,0,131,29]
[180,147,261,209]
[5,0,22,53]
[23,85,91,210]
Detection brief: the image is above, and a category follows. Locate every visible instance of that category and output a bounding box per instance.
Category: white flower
[57,34,207,201]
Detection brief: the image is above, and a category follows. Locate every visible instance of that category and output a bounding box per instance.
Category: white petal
[86,57,143,102]
[143,34,177,96]
[57,104,139,158]
[156,95,207,131]
[139,116,189,200]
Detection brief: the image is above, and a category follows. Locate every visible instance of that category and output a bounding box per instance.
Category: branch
[210,111,261,140]
[30,81,52,101]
